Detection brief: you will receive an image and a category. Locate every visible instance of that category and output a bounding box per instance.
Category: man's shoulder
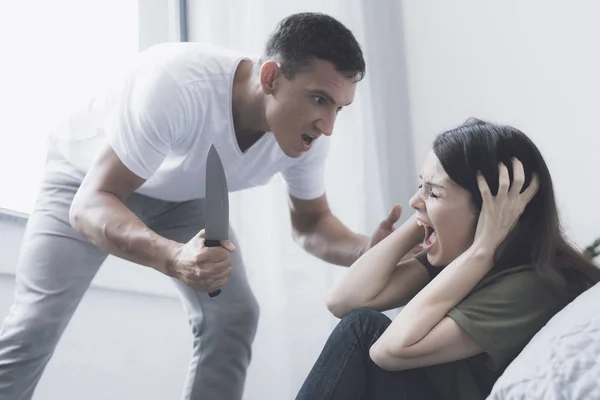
[137,42,252,84]
[139,42,247,61]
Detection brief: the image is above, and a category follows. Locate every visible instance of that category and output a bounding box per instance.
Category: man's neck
[231,60,268,134]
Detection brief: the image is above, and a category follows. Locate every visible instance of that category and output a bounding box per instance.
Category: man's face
[261,59,357,158]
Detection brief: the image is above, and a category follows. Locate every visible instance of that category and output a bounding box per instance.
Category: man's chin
[287,151,303,158]
[281,145,304,158]
[273,135,301,158]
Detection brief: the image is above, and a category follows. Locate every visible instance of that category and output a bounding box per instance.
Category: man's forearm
[293,212,369,267]
[70,190,178,275]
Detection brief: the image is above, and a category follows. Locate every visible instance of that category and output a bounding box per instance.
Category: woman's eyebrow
[419,175,446,189]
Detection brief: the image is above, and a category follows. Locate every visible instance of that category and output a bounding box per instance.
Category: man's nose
[315,109,337,136]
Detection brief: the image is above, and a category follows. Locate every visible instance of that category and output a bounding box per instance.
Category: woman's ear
[467,192,482,218]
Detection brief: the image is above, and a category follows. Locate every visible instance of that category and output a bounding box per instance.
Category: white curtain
[186,1,414,398]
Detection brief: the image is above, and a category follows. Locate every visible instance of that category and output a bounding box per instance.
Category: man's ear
[260,60,281,95]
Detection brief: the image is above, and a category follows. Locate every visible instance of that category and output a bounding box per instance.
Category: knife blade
[204,144,230,298]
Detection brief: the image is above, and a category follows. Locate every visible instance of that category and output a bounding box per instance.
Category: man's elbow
[69,190,89,233]
[69,199,81,231]
[289,207,326,242]
[291,224,305,245]
[290,217,319,252]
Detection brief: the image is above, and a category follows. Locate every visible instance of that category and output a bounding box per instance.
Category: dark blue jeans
[296,308,439,400]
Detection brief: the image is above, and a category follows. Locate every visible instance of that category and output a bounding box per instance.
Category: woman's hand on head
[473,158,539,252]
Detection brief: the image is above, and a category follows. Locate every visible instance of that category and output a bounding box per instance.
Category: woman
[295,118,600,400]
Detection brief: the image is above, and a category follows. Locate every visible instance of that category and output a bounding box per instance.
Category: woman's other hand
[473,158,539,251]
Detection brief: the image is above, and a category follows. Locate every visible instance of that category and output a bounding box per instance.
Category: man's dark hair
[263,12,365,81]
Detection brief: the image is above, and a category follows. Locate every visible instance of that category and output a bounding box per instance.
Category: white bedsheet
[487,281,600,400]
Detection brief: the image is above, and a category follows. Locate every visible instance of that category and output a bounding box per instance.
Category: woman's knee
[338,308,392,336]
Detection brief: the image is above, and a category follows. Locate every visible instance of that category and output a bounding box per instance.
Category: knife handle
[205,239,222,297]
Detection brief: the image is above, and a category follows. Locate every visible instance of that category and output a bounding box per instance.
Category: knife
[204,144,230,298]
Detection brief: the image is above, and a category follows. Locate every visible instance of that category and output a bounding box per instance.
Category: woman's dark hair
[263,12,365,81]
[433,118,600,297]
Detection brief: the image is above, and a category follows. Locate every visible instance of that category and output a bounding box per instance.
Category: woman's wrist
[382,214,425,263]
[468,240,496,264]
[403,214,425,246]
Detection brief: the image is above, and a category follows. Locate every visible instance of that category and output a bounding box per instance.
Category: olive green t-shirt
[413,252,571,400]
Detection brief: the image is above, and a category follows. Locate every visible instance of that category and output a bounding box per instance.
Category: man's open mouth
[302,133,316,145]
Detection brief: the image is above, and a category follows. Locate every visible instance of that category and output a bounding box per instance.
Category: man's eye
[314,96,327,105]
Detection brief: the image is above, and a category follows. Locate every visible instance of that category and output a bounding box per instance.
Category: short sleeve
[281,136,330,200]
[447,268,565,371]
[105,65,193,180]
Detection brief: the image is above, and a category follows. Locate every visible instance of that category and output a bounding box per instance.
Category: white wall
[0,0,183,299]
[401,0,600,248]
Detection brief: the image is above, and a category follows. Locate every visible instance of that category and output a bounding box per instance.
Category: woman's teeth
[417,220,436,245]
[416,220,437,251]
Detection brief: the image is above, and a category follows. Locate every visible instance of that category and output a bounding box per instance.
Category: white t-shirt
[49,42,330,201]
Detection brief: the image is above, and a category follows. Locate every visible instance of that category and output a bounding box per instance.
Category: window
[0,0,139,214]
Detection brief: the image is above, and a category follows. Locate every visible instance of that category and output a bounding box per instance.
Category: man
[0,12,402,400]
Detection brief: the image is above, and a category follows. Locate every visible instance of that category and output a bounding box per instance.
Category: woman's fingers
[497,162,510,197]
[509,158,526,196]
[479,159,538,204]
[476,171,492,201]
[522,173,540,203]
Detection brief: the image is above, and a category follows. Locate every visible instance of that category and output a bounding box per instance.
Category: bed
[487,281,600,399]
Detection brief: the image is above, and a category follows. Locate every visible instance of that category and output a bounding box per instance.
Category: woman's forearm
[326,214,423,312]
[373,244,494,355]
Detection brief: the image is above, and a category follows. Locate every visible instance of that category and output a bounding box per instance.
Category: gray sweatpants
[0,146,260,400]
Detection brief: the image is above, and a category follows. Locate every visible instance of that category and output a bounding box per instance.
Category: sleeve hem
[105,134,153,180]
[447,308,505,370]
[287,186,326,200]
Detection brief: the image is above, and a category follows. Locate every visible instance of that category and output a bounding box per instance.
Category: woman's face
[408,151,479,266]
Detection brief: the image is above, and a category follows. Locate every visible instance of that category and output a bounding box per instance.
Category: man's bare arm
[289,194,370,267]
[69,144,179,275]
